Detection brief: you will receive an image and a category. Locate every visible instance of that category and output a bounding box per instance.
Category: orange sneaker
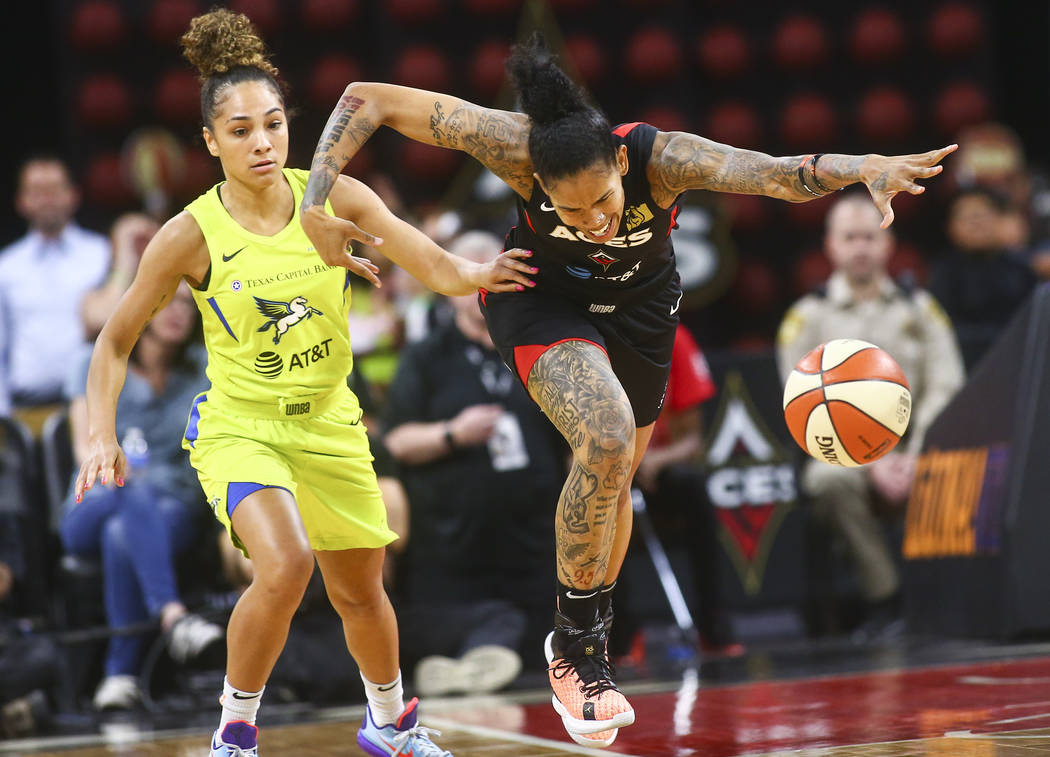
[544,617,634,739]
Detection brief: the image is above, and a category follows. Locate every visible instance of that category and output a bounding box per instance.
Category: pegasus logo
[254,295,323,345]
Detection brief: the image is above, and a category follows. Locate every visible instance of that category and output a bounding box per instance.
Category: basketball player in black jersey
[300,34,955,747]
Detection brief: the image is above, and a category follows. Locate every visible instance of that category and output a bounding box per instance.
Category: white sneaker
[93,675,141,711]
[415,645,522,696]
[167,614,225,664]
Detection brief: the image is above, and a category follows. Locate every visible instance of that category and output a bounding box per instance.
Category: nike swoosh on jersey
[223,246,247,262]
[540,201,556,212]
[670,291,684,315]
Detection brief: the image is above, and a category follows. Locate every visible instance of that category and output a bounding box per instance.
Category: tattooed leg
[528,341,635,590]
[605,422,656,584]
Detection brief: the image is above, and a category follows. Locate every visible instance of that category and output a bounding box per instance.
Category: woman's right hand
[301,205,385,287]
[74,434,127,504]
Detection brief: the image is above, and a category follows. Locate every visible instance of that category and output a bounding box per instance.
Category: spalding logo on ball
[783,339,911,466]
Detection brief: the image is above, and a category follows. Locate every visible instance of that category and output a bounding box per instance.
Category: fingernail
[526,250,533,256]
[516,284,524,291]
[530,267,538,273]
[529,281,536,286]
[101,477,106,485]
[117,477,125,486]
[75,494,82,504]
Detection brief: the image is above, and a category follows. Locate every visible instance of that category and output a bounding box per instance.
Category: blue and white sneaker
[357,697,452,756]
[210,720,258,756]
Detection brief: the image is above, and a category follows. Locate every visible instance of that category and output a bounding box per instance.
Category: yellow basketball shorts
[181,386,396,557]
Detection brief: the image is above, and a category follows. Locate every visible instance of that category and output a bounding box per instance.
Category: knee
[251,545,314,605]
[101,516,129,555]
[326,569,386,618]
[578,407,636,472]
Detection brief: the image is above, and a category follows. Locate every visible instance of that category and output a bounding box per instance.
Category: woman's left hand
[861,144,958,229]
[474,248,537,292]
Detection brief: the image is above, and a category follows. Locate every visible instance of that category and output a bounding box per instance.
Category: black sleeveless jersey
[506,122,679,308]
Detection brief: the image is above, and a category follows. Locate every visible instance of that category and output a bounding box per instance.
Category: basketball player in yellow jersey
[72,10,533,757]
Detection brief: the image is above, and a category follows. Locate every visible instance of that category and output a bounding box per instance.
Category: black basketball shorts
[479,278,681,427]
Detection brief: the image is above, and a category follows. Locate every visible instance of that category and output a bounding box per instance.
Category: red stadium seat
[463,0,522,15]
[779,92,838,150]
[696,25,752,80]
[640,106,688,134]
[387,0,444,25]
[850,7,907,66]
[927,2,985,58]
[178,147,221,198]
[786,194,833,229]
[393,45,452,93]
[229,0,282,35]
[154,68,201,124]
[547,0,599,11]
[564,34,606,86]
[400,141,461,181]
[889,240,929,284]
[792,248,832,297]
[772,14,830,71]
[85,152,135,209]
[721,194,770,234]
[69,0,127,52]
[77,74,134,129]
[308,54,364,109]
[706,101,762,149]
[149,0,201,45]
[301,0,359,33]
[625,26,683,82]
[856,86,915,144]
[470,41,512,99]
[730,258,781,315]
[933,81,990,137]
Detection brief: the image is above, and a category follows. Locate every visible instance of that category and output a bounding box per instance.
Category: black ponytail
[506,33,616,183]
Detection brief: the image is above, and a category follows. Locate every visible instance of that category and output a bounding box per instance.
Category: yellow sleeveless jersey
[185,168,353,404]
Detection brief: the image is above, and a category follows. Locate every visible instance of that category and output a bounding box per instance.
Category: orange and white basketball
[783,339,911,467]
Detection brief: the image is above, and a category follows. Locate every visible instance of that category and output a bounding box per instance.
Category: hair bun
[181,8,278,81]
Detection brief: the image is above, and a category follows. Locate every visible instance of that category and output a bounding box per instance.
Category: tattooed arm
[74,213,207,501]
[648,131,957,228]
[301,82,533,268]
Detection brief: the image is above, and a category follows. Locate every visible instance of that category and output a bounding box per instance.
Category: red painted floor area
[471,657,1050,756]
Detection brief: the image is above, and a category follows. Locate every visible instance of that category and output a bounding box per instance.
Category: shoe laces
[549,653,619,698]
[390,725,447,756]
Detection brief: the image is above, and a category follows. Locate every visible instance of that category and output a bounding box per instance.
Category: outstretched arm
[648,131,957,228]
[330,175,534,296]
[302,82,533,211]
[301,82,533,270]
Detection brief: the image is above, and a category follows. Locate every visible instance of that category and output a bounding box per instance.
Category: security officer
[776,191,965,639]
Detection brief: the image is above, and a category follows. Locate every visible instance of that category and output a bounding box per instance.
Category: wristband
[810,153,834,193]
[444,425,457,452]
[796,154,823,197]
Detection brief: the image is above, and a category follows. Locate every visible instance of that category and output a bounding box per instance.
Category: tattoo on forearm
[530,341,634,583]
[653,133,870,205]
[303,93,377,208]
[427,101,534,196]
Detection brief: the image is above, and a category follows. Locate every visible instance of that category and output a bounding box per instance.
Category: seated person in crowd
[929,187,1038,370]
[382,231,567,696]
[777,192,965,639]
[0,156,110,415]
[81,213,160,340]
[624,323,743,657]
[0,501,66,737]
[60,283,223,710]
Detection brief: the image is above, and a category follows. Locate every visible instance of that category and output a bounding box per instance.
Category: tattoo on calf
[533,342,635,577]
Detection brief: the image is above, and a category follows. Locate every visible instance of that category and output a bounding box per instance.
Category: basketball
[782,338,911,466]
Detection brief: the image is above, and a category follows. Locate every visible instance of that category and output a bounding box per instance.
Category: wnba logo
[254,351,283,378]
